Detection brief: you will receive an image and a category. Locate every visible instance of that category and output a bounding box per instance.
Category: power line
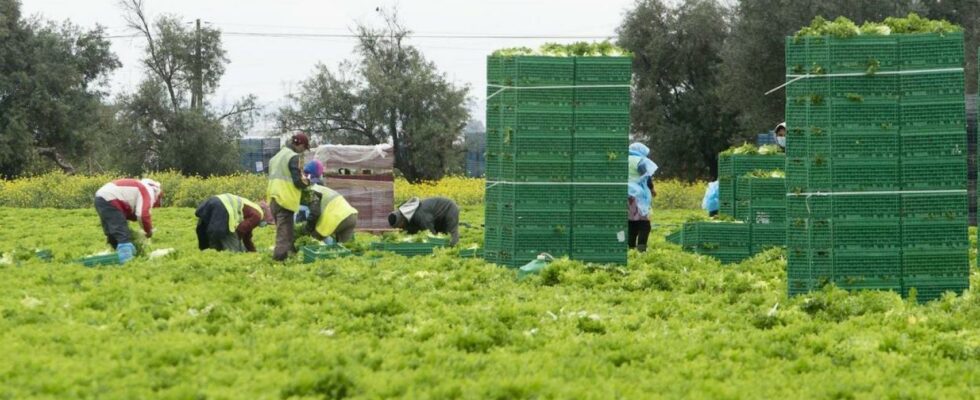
[106,31,614,40]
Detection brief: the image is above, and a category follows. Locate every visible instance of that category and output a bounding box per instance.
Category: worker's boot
[637,244,647,252]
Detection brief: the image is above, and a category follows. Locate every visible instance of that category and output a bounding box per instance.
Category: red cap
[291,133,310,147]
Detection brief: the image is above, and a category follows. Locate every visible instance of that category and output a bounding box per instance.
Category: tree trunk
[37,147,76,174]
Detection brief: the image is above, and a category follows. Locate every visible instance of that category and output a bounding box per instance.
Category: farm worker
[774,122,787,149]
[702,180,720,218]
[294,159,326,224]
[304,160,325,185]
[388,197,460,246]
[268,133,312,261]
[93,178,163,263]
[628,142,657,252]
[195,194,274,252]
[303,184,359,244]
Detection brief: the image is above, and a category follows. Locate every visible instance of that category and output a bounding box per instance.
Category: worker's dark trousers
[628,220,651,251]
[272,199,296,261]
[95,197,130,249]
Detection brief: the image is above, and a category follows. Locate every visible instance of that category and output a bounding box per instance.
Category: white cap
[140,178,161,196]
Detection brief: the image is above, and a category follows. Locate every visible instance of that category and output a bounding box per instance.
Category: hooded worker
[94,178,163,263]
[628,143,658,251]
[702,180,720,218]
[294,159,326,224]
[388,197,460,246]
[267,133,312,261]
[195,194,275,252]
[774,122,787,149]
[304,160,325,185]
[302,184,359,244]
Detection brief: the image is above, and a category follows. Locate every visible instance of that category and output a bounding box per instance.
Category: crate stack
[484,55,632,267]
[718,153,786,216]
[736,174,787,253]
[784,32,969,301]
[239,138,280,173]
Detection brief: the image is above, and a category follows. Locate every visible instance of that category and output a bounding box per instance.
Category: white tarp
[313,143,394,171]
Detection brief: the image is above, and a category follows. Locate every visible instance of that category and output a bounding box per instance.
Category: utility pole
[194,18,203,110]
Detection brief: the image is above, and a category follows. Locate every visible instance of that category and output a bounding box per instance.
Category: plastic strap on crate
[787,189,966,197]
[765,67,964,96]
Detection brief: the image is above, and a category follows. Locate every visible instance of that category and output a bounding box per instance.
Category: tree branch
[123,0,180,112]
[218,104,259,121]
[36,147,76,174]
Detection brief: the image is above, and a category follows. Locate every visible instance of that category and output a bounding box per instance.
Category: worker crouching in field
[195,194,274,252]
[268,133,311,261]
[301,184,358,244]
[388,197,460,246]
[94,178,163,263]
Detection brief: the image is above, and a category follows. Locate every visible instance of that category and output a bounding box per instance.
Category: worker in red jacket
[195,194,274,252]
[94,178,163,263]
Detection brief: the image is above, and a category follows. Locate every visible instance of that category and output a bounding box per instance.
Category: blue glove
[323,237,336,246]
[117,242,136,263]
[294,205,310,224]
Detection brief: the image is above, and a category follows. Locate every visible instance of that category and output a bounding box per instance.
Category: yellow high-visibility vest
[267,147,302,212]
[310,184,358,237]
[216,194,263,233]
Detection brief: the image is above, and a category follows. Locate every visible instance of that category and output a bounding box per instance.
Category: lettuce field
[2,179,980,398]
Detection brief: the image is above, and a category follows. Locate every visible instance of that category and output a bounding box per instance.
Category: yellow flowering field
[1,173,706,209]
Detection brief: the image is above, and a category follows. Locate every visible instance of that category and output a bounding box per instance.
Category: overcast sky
[22,0,637,135]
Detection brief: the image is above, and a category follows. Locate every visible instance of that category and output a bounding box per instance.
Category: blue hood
[629,142,650,157]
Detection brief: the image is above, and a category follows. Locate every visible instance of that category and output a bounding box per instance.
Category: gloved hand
[117,242,136,263]
[294,205,310,224]
[145,229,153,239]
[323,237,336,246]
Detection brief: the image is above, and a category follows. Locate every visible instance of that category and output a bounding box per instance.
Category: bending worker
[302,184,359,244]
[195,194,274,252]
[94,178,163,263]
[268,133,311,261]
[388,196,460,246]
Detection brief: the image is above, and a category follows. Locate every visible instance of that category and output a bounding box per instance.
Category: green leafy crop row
[1,207,978,398]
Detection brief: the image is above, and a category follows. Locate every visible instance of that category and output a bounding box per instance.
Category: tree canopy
[0,0,119,177]
[278,11,470,182]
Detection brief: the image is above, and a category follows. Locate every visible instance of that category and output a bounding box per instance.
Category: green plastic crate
[302,244,352,263]
[78,253,119,267]
[902,247,969,277]
[574,86,630,113]
[899,99,966,129]
[369,241,445,257]
[901,157,967,190]
[897,32,964,69]
[573,56,632,83]
[903,275,969,303]
[901,132,966,158]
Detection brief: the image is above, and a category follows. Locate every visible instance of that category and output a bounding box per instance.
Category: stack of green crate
[571,57,631,264]
[784,32,968,301]
[484,55,631,267]
[736,174,787,253]
[717,153,786,217]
